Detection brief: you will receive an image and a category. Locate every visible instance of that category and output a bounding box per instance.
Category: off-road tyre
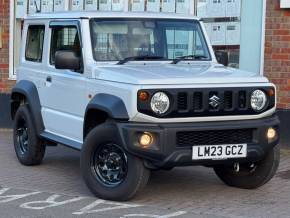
[81,122,150,201]
[214,145,280,189]
[13,104,46,165]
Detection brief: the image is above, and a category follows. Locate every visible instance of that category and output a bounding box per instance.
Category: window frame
[49,20,84,73]
[25,25,45,62]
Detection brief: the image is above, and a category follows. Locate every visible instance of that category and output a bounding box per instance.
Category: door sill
[40,131,82,151]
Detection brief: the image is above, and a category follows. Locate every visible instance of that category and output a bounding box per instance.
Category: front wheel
[214,145,280,189]
[81,123,150,201]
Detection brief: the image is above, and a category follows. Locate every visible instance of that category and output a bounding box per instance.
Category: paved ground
[0,130,290,218]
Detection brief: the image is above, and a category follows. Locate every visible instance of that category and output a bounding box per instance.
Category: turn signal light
[138,91,149,101]
[268,88,275,97]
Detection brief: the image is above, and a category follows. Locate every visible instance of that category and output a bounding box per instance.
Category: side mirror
[55,50,81,71]
[215,51,229,67]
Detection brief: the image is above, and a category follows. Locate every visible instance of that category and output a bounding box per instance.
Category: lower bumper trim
[117,115,280,169]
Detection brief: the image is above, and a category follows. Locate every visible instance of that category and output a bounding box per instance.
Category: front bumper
[116,115,280,169]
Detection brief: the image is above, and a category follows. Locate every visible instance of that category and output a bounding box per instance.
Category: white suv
[11,11,280,201]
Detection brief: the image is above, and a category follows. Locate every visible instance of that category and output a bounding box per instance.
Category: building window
[25,25,45,62]
[50,26,81,65]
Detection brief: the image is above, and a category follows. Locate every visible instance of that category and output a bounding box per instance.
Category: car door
[39,20,86,146]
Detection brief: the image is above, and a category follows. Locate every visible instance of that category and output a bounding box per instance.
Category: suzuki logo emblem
[209,95,220,108]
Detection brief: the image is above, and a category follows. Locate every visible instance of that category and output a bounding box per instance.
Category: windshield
[90,18,211,62]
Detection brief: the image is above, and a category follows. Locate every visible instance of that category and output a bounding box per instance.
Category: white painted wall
[239,0,265,75]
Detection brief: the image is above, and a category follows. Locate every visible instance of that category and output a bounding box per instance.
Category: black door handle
[46,76,52,83]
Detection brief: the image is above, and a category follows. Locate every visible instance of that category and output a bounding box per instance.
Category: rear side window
[50,26,81,65]
[25,25,45,62]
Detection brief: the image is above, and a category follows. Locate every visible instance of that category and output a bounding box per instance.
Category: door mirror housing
[215,51,229,67]
[55,50,81,71]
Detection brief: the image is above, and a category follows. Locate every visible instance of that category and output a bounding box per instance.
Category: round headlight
[251,90,267,111]
[150,92,170,115]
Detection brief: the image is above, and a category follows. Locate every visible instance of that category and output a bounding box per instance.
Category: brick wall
[0,0,15,93]
[265,0,290,109]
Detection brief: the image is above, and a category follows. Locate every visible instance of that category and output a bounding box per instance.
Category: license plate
[192,144,247,160]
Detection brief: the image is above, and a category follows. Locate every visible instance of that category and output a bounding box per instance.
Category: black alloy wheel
[91,143,128,187]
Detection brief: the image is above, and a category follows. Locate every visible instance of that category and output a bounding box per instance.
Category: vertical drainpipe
[9,0,15,79]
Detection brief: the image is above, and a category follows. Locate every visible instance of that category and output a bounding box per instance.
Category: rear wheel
[214,145,280,189]
[13,104,46,165]
[81,122,150,201]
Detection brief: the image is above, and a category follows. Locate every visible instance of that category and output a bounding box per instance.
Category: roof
[26,11,200,20]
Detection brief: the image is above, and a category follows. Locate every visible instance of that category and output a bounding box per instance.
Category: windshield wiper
[171,55,209,64]
[116,55,165,65]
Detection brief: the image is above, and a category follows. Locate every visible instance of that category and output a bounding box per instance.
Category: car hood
[92,63,269,85]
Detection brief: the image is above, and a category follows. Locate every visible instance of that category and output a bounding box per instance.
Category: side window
[25,25,45,62]
[50,26,81,65]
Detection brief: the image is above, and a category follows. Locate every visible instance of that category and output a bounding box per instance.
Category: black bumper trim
[116,115,280,169]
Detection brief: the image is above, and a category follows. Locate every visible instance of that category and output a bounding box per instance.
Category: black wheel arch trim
[11,80,44,135]
[83,94,129,138]
[85,93,129,120]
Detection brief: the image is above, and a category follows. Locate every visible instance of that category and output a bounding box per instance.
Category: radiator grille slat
[224,91,233,110]
[193,92,203,111]
[177,92,188,111]
[238,91,247,109]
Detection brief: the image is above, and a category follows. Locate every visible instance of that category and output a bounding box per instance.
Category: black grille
[176,129,254,147]
[137,87,275,118]
[180,90,244,112]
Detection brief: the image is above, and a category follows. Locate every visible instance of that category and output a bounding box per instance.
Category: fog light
[139,132,153,148]
[267,127,276,140]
